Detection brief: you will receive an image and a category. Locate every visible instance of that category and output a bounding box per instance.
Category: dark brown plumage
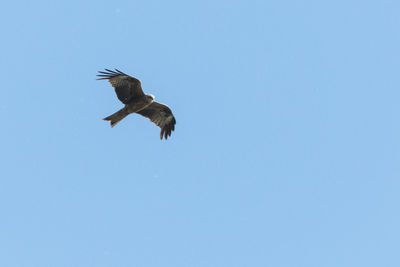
[136,102,176,140]
[97,69,176,140]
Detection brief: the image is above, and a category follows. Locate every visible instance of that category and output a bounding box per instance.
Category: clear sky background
[1,0,399,266]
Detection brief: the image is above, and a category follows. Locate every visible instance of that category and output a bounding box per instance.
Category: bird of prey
[97,69,176,140]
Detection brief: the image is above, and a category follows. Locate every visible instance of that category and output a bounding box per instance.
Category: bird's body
[125,94,154,113]
[97,69,176,140]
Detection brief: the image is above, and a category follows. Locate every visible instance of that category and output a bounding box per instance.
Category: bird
[97,68,176,140]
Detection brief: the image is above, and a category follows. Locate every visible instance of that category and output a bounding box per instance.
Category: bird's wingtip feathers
[96,68,127,80]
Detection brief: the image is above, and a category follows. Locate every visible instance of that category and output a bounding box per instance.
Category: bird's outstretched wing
[97,69,145,104]
[136,102,176,140]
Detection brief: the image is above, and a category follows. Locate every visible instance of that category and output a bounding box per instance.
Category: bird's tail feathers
[103,107,129,127]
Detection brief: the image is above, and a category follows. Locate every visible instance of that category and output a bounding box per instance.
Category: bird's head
[146,94,155,103]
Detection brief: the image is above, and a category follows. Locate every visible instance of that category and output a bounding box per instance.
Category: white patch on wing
[164,115,173,123]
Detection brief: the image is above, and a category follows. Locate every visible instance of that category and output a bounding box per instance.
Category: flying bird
[97,69,176,140]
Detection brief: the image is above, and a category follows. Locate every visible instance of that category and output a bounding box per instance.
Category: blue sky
[1,0,399,266]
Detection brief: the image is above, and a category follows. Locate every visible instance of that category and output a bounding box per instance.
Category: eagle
[97,69,176,140]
